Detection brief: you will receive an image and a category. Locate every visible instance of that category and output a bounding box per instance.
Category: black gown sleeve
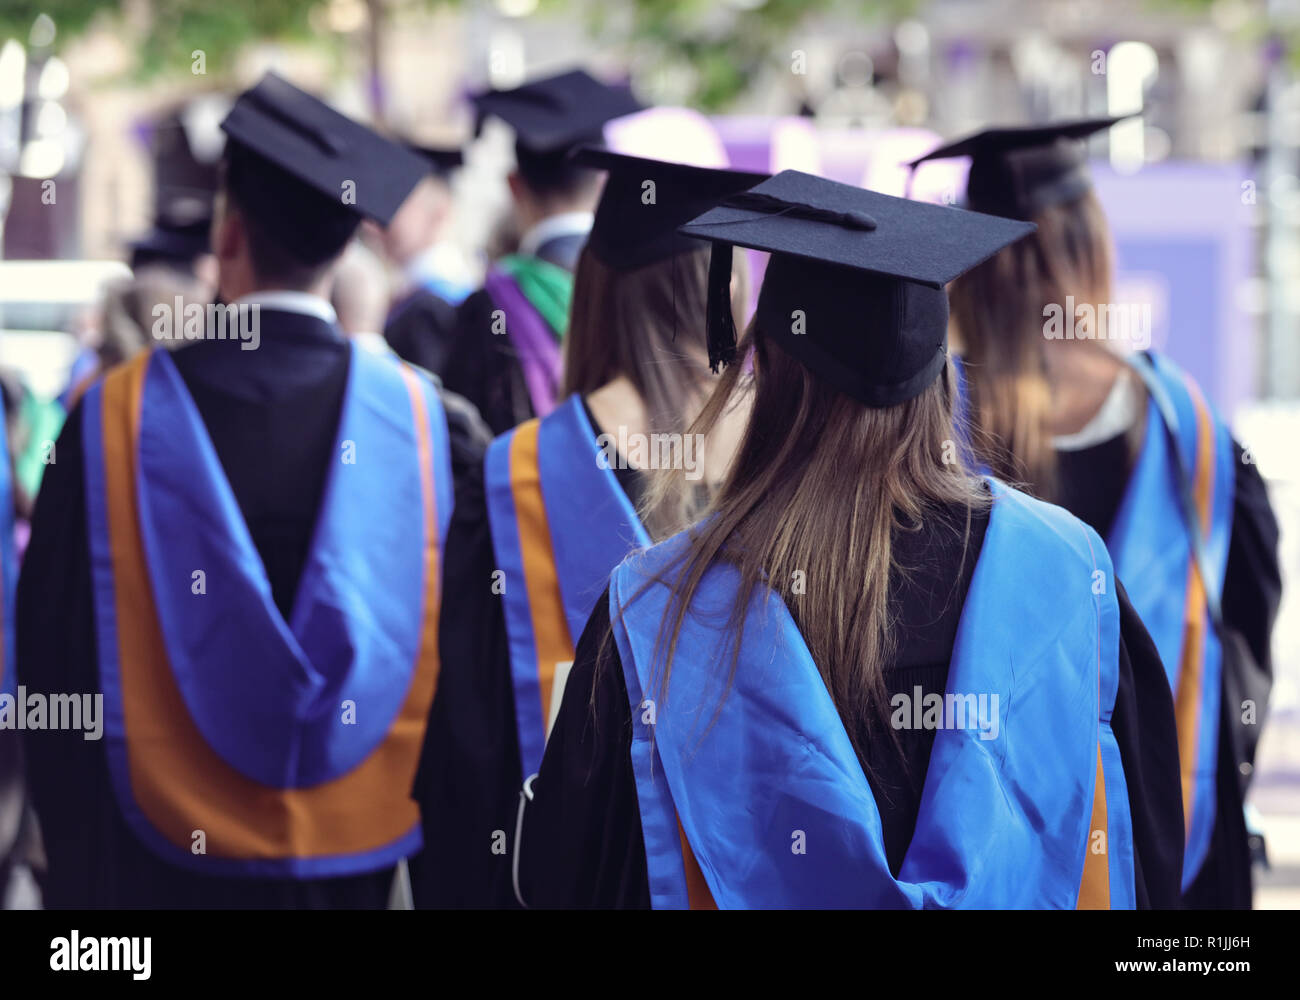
[14,401,105,907]
[1219,443,1281,770]
[441,290,533,437]
[522,579,1187,910]
[1110,578,1185,909]
[1183,441,1281,909]
[408,386,522,909]
[517,588,649,909]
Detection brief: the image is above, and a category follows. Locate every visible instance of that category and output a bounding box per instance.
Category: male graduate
[380,145,476,373]
[17,71,491,908]
[438,69,642,434]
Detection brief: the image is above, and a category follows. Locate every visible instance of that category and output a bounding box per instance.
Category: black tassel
[706,243,737,373]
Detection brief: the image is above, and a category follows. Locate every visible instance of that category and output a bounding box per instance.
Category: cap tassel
[706,243,736,373]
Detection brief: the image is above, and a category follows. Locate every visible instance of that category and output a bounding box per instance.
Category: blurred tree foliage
[0,1,323,79]
[1,0,1291,104]
[2,0,917,105]
[582,0,919,108]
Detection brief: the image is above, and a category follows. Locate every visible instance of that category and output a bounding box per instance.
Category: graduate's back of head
[218,144,361,291]
[563,243,712,414]
[948,188,1115,496]
[649,316,988,774]
[566,242,749,537]
[513,141,603,210]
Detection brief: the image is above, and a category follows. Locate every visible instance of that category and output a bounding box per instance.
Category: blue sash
[83,345,452,876]
[1108,351,1234,887]
[485,394,651,776]
[611,481,1135,908]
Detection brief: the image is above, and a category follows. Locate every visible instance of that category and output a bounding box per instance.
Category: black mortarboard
[572,147,767,271]
[906,115,1131,220]
[410,144,464,177]
[469,69,643,155]
[129,210,212,271]
[219,72,429,266]
[679,170,1035,407]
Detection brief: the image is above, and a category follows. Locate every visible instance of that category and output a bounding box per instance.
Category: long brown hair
[639,320,988,771]
[563,244,745,534]
[948,190,1114,498]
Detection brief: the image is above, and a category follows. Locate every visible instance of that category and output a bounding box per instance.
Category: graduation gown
[516,490,1187,909]
[410,396,640,908]
[436,232,585,437]
[1058,429,1281,909]
[384,286,460,375]
[17,307,491,908]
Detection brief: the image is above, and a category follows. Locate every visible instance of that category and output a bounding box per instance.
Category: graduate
[436,69,643,434]
[913,119,1281,908]
[411,150,762,908]
[515,171,1186,909]
[17,72,491,908]
[381,145,476,372]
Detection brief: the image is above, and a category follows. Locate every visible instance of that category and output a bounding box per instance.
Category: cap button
[844,210,877,230]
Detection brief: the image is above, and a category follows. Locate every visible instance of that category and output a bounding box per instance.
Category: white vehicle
[0,259,129,399]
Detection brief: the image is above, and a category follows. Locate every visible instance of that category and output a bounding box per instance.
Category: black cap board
[469,69,643,155]
[129,213,212,270]
[572,146,768,271]
[410,144,464,176]
[679,170,1036,407]
[219,72,429,266]
[907,115,1132,220]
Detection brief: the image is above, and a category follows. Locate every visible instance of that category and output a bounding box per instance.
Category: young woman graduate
[912,119,1281,909]
[411,150,763,908]
[513,170,1187,909]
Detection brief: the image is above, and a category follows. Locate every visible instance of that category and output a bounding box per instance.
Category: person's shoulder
[427,371,492,454]
[988,480,1113,580]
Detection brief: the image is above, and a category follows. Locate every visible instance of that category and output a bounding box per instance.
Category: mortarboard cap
[906,115,1133,219]
[129,212,212,271]
[219,72,429,266]
[469,69,643,155]
[572,146,767,271]
[679,170,1035,407]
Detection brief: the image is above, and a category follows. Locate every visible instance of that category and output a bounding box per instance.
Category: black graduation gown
[437,232,586,437]
[383,286,460,375]
[516,496,1187,910]
[17,308,491,909]
[410,397,640,909]
[1057,434,1282,909]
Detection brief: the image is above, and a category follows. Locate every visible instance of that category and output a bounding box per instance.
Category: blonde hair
[948,189,1116,498]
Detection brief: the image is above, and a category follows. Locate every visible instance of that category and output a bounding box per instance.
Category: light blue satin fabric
[611,481,1134,908]
[1107,351,1234,887]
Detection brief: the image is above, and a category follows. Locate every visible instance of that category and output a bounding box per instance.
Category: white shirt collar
[1053,372,1140,451]
[517,211,593,260]
[231,290,338,326]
